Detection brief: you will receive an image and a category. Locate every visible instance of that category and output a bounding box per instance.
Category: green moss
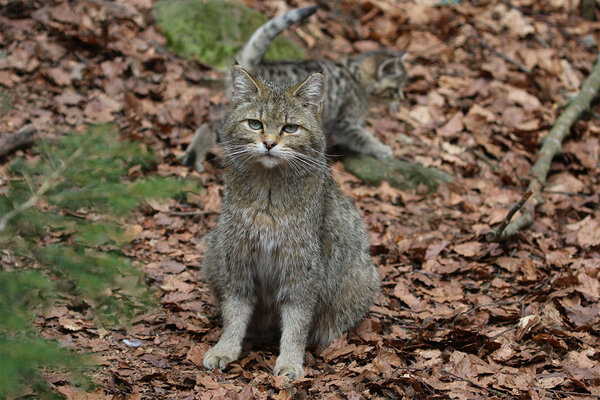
[0,90,11,118]
[153,0,305,69]
[343,155,453,192]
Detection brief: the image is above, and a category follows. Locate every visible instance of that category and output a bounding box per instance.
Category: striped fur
[182,7,408,173]
[202,67,380,380]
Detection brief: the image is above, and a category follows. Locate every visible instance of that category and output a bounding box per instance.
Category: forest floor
[1,0,600,399]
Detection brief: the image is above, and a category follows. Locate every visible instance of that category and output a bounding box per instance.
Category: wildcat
[201,65,380,380]
[182,6,407,172]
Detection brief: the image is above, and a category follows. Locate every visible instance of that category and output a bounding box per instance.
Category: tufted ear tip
[231,66,262,106]
[292,73,327,111]
[231,64,244,77]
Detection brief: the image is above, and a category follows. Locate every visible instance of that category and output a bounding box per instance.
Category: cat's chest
[222,178,320,264]
[234,207,311,263]
[240,207,296,246]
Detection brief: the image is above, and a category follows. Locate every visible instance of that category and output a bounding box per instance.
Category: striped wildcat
[182,6,407,172]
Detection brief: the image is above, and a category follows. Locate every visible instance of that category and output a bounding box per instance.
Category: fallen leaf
[437,112,464,137]
[453,242,482,257]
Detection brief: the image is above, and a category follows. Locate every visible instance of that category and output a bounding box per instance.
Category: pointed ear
[231,65,262,105]
[377,58,398,79]
[292,73,326,111]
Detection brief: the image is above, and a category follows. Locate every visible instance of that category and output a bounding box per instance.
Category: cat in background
[182,5,407,172]
[201,65,380,380]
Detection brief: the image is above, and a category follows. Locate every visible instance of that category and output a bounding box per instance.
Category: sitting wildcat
[182,6,407,173]
[201,65,380,380]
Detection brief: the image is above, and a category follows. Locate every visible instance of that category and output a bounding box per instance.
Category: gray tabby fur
[182,6,407,173]
[202,66,380,380]
[237,5,318,71]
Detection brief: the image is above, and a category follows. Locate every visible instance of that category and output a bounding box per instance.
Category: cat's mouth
[258,151,281,168]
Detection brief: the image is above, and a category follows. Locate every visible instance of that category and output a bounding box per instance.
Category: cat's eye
[248,119,263,130]
[282,124,298,133]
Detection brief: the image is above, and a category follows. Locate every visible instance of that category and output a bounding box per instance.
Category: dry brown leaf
[453,242,482,257]
[567,216,600,248]
[49,2,81,25]
[546,172,585,193]
[499,7,535,37]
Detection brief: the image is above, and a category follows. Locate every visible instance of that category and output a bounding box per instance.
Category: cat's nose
[263,140,277,151]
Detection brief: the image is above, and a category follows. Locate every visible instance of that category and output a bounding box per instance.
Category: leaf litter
[1,0,600,398]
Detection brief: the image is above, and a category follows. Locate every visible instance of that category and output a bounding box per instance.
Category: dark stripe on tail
[237,6,317,72]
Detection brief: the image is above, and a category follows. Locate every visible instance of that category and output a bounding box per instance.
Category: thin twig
[452,300,521,323]
[471,34,531,75]
[169,210,215,217]
[370,310,420,328]
[441,369,514,399]
[486,191,532,241]
[490,324,518,340]
[468,148,500,172]
[539,388,600,399]
[74,51,93,67]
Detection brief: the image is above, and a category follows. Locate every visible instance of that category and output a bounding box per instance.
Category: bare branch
[490,54,600,240]
[486,191,532,241]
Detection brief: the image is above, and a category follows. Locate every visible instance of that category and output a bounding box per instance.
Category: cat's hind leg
[333,125,392,159]
[181,120,220,172]
[309,257,380,346]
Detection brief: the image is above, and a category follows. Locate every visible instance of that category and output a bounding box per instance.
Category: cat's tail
[237,5,317,72]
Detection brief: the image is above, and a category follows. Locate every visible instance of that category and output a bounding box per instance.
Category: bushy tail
[237,5,317,72]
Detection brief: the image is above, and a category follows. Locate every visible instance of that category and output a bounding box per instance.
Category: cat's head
[351,51,408,101]
[222,66,327,172]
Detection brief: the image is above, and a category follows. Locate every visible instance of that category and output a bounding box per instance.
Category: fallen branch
[486,191,532,241]
[489,54,600,241]
[0,124,36,158]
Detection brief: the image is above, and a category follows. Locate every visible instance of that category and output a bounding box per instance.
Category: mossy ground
[0,51,10,118]
[343,155,453,192]
[0,91,11,118]
[153,0,305,69]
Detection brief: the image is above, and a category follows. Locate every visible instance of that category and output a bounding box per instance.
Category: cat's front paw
[179,150,206,173]
[274,360,304,380]
[203,346,238,370]
[373,143,393,159]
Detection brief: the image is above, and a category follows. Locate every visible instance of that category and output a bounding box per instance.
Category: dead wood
[0,124,36,159]
[486,191,532,241]
[489,54,600,241]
